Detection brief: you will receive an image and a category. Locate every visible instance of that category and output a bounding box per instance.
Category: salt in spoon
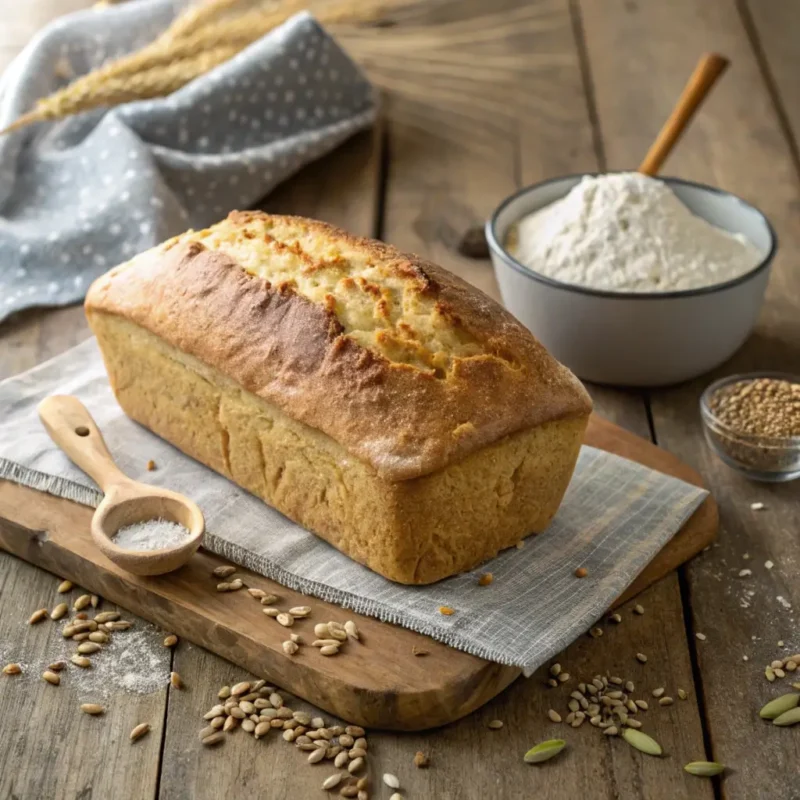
[38,395,204,576]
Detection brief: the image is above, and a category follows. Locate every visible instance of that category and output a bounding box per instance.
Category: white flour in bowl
[509,172,762,292]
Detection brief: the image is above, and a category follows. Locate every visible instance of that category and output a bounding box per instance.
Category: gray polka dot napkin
[0,340,708,674]
[0,0,375,324]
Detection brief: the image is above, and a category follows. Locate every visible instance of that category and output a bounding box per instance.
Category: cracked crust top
[85,211,592,481]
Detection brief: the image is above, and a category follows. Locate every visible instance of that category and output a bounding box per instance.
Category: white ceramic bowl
[486,175,777,386]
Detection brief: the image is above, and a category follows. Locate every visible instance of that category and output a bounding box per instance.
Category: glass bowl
[700,372,800,482]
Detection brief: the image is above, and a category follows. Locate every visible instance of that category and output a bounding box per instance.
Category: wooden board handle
[38,395,128,493]
[638,52,729,176]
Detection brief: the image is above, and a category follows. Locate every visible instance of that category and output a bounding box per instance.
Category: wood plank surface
[1,0,797,796]
[579,0,800,797]
[0,411,716,730]
[0,558,168,800]
[376,1,714,796]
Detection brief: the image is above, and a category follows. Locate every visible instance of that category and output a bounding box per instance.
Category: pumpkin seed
[130,723,150,741]
[163,634,178,648]
[621,728,662,756]
[759,693,799,719]
[523,739,566,764]
[223,715,238,732]
[74,594,91,611]
[322,774,343,790]
[259,595,279,605]
[204,705,225,719]
[678,688,688,700]
[773,707,800,727]
[344,621,359,640]
[212,565,237,578]
[314,623,331,638]
[50,603,68,620]
[684,761,725,777]
[57,580,73,593]
[70,655,91,668]
[28,608,49,624]
[42,670,60,685]
[383,773,400,789]
[80,703,104,715]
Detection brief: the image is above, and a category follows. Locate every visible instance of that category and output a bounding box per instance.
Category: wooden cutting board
[0,414,717,731]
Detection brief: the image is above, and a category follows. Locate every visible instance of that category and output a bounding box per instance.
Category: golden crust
[86,212,592,481]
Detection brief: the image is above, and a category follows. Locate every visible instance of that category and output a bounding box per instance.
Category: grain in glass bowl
[700,372,800,482]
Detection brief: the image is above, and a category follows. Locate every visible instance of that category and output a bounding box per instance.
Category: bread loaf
[86,212,592,583]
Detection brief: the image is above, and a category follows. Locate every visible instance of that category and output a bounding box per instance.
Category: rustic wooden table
[1,1,798,798]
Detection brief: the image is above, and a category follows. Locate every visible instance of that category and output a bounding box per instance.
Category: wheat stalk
[2,46,241,133]
[1,0,556,135]
[1,0,409,134]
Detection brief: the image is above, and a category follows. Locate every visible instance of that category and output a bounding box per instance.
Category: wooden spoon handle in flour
[638,52,729,176]
[38,395,129,492]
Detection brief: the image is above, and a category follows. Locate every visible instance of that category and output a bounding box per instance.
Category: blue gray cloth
[0,340,708,673]
[0,0,375,324]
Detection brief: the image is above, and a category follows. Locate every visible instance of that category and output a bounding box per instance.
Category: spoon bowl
[38,395,205,576]
[92,484,204,576]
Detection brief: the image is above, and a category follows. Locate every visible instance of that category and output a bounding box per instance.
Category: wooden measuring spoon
[638,52,729,176]
[38,395,204,576]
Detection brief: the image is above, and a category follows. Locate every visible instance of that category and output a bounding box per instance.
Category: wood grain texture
[0,556,168,800]
[579,0,800,796]
[0,413,714,732]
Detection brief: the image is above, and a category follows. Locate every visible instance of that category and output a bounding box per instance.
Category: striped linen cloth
[0,339,707,673]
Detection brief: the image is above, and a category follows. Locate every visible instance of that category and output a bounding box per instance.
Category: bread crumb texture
[86,211,590,487]
[87,316,586,583]
[184,213,483,377]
